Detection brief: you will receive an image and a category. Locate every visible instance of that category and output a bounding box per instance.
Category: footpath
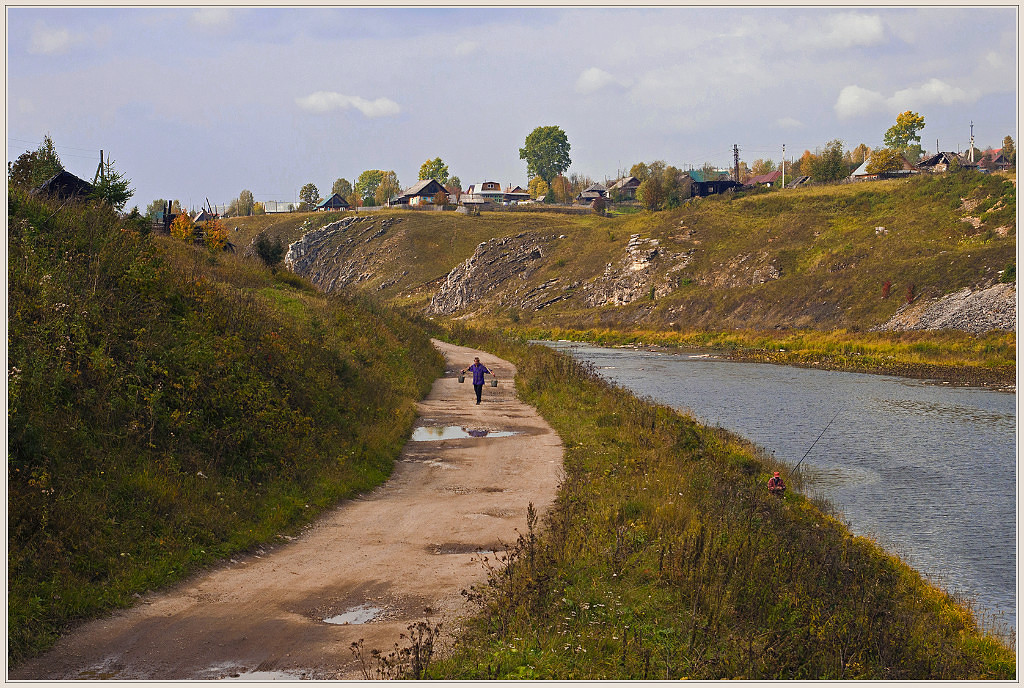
[9,340,564,680]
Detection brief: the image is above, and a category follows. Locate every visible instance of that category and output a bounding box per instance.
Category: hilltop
[226,171,1016,382]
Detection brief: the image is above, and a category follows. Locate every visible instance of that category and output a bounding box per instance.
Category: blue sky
[6,6,1018,211]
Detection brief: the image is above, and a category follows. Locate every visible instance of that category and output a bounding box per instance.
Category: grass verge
[7,190,443,664]
[427,324,1015,680]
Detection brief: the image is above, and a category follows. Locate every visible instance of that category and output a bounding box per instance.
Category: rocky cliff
[874,282,1016,335]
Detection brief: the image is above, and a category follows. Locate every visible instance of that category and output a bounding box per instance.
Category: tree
[751,159,775,176]
[445,176,462,202]
[332,178,353,198]
[519,125,571,184]
[849,143,871,165]
[418,157,450,185]
[355,170,385,205]
[884,111,926,158]
[170,212,196,242]
[432,190,449,206]
[145,199,167,220]
[527,176,549,199]
[807,139,847,182]
[549,175,572,204]
[865,148,906,175]
[636,177,663,211]
[299,183,320,210]
[8,134,63,189]
[204,217,230,251]
[234,189,255,217]
[374,171,401,206]
[90,157,134,212]
[1001,135,1015,165]
[253,233,285,266]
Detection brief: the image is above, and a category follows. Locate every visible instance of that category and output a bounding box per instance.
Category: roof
[316,193,349,208]
[582,182,606,192]
[33,169,94,199]
[917,151,975,168]
[610,176,641,190]
[401,179,446,197]
[687,169,727,183]
[746,171,782,185]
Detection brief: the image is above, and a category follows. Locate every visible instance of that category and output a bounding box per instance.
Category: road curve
[10,340,564,680]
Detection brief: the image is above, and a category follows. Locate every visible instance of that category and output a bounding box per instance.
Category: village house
[744,171,783,188]
[390,179,448,206]
[850,153,916,181]
[504,184,531,203]
[316,193,350,211]
[608,175,641,200]
[33,169,93,200]
[576,182,607,204]
[978,149,1013,171]
[916,151,977,173]
[463,181,505,205]
[687,169,738,197]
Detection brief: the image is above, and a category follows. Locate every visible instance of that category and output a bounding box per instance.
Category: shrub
[1000,262,1015,284]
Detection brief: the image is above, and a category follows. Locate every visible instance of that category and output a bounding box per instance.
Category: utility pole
[969,121,976,163]
[733,144,740,183]
[781,144,786,188]
[93,149,104,185]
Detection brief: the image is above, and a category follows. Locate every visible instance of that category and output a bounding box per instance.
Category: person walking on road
[461,357,494,405]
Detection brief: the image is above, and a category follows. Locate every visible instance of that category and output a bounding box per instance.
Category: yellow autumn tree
[204,218,230,251]
[170,212,195,242]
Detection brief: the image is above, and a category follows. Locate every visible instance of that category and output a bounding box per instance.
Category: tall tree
[808,139,847,182]
[750,159,775,176]
[236,189,255,216]
[1001,135,1015,164]
[8,134,63,189]
[445,175,462,202]
[884,111,926,158]
[374,171,401,206]
[90,157,134,212]
[332,178,352,198]
[418,157,450,185]
[519,125,571,184]
[865,148,907,174]
[299,183,320,210]
[549,175,572,204]
[354,170,385,205]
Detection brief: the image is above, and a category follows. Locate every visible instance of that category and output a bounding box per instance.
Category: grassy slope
[228,172,1015,378]
[7,190,444,663]
[428,325,1014,680]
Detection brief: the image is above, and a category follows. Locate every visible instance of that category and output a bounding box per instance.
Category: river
[543,341,1016,637]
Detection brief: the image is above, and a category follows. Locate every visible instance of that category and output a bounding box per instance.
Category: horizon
[6,6,1018,211]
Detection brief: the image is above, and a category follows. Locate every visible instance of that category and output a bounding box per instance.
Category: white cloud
[191,8,234,29]
[809,12,885,49]
[835,78,974,119]
[892,78,971,108]
[454,40,479,57]
[295,91,401,118]
[575,67,628,95]
[29,24,73,54]
[834,85,887,119]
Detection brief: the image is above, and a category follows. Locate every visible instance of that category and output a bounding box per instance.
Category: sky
[5,5,1019,212]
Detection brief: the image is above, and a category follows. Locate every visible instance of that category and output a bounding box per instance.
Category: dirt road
[10,340,563,680]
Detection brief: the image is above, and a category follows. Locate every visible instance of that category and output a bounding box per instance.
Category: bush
[1000,262,1015,284]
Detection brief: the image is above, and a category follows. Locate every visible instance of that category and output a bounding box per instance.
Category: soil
[9,340,564,680]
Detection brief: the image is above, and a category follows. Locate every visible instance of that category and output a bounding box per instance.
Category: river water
[543,341,1017,637]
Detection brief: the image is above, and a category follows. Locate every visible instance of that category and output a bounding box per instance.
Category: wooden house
[504,185,531,203]
[463,181,505,205]
[608,176,641,200]
[390,179,448,206]
[33,169,93,200]
[916,152,976,173]
[744,171,783,187]
[577,182,608,204]
[316,193,350,211]
[687,169,739,197]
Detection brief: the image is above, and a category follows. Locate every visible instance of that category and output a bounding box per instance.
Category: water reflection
[411,426,518,441]
[544,341,1016,636]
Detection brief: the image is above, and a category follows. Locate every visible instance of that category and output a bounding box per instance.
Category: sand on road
[9,340,564,680]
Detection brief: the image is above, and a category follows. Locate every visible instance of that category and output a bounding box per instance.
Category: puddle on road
[220,669,306,681]
[411,426,518,441]
[323,603,383,625]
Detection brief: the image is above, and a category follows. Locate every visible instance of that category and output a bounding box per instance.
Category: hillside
[229,172,1015,337]
[7,189,443,662]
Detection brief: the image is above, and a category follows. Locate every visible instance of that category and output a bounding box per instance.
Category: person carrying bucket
[461,356,495,405]
[768,471,785,496]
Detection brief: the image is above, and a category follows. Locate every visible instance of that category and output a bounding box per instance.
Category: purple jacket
[468,362,490,385]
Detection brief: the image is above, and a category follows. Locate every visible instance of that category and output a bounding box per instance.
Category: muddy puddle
[411,426,518,441]
[323,603,383,625]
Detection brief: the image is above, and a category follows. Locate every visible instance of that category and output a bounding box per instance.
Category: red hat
[773,472,780,477]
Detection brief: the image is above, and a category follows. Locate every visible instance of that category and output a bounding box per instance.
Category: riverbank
[428,323,1015,680]
[506,326,1016,390]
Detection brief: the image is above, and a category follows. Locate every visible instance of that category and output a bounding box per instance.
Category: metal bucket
[458,375,465,383]
[490,379,498,387]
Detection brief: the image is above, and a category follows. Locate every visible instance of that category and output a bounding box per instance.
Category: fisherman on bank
[768,471,786,496]
[461,357,495,405]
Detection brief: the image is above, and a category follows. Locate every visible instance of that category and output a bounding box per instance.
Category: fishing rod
[792,407,841,473]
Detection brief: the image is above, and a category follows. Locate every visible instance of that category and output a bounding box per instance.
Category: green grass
[7,190,444,664]
[427,324,1015,680]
